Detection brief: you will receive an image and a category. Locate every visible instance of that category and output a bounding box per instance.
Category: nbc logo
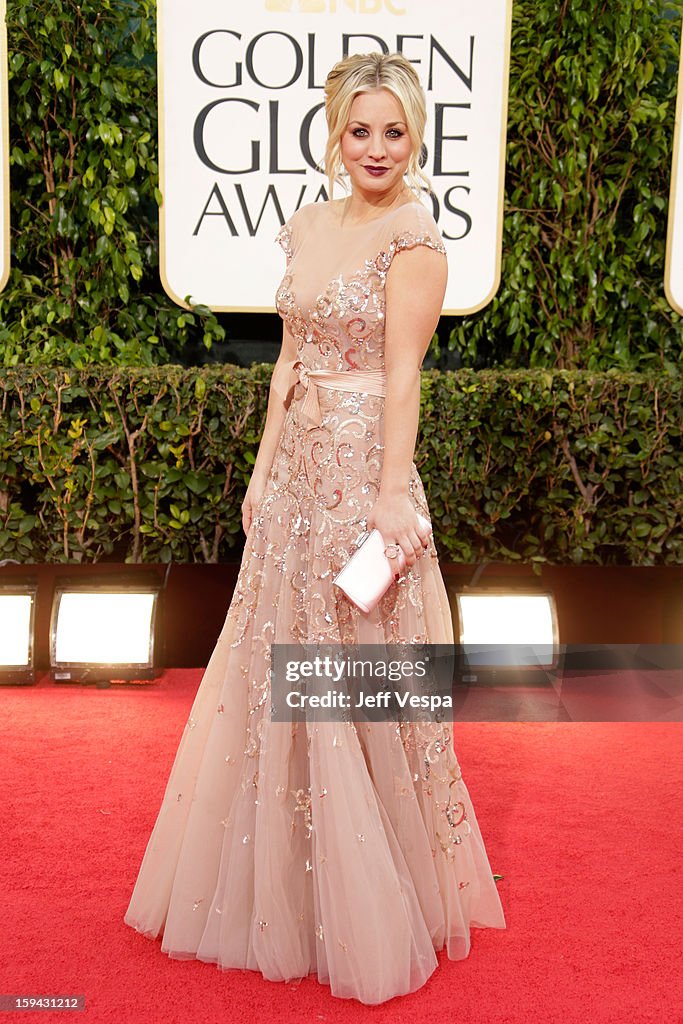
[265,0,406,14]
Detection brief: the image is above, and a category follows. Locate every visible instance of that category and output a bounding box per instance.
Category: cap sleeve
[275,220,294,266]
[274,204,311,266]
[379,202,446,270]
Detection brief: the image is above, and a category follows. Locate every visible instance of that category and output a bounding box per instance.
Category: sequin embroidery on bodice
[275,200,447,374]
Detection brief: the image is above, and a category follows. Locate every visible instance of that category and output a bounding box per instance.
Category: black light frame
[447,583,561,684]
[0,578,38,686]
[49,574,163,684]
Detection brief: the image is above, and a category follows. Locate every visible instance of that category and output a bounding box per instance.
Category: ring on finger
[384,543,401,559]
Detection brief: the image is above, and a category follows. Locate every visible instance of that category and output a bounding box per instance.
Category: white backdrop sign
[158,0,512,314]
[665,18,683,316]
[0,0,9,294]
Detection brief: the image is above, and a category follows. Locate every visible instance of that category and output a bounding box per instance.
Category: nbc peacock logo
[265,0,406,14]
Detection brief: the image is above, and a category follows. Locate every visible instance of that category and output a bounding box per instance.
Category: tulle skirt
[124,391,506,1004]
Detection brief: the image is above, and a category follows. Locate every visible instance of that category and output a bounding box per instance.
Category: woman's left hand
[366,494,430,574]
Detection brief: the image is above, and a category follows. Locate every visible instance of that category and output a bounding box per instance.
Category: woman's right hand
[241,472,267,535]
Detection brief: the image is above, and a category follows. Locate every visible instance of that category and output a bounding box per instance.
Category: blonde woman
[124,52,506,1005]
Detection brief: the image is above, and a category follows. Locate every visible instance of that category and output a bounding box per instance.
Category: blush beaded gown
[123,198,506,1005]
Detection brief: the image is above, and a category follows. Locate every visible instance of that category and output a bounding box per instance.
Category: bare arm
[241,322,298,533]
[366,244,448,567]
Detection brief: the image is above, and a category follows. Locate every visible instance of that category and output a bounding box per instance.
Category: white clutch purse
[333,513,432,614]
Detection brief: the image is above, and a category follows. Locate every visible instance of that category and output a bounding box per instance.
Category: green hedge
[1,366,680,565]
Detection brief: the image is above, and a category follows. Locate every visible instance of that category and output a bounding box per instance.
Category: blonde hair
[322,52,432,199]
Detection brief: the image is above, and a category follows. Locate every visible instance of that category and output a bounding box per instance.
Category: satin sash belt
[292,360,387,428]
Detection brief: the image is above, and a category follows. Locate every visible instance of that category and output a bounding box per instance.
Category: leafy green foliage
[0,366,680,564]
[445,0,683,370]
[0,365,272,562]
[418,367,683,566]
[0,0,224,366]
[1,1,683,369]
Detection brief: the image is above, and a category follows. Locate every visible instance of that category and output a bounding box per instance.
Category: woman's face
[340,88,413,198]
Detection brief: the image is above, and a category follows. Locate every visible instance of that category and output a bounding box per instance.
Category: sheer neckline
[327,199,424,231]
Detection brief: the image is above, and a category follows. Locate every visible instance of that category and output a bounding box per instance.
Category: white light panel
[457,592,557,666]
[459,594,555,643]
[54,592,156,665]
[0,594,33,666]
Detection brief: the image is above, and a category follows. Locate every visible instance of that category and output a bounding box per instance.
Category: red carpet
[1,670,680,1024]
